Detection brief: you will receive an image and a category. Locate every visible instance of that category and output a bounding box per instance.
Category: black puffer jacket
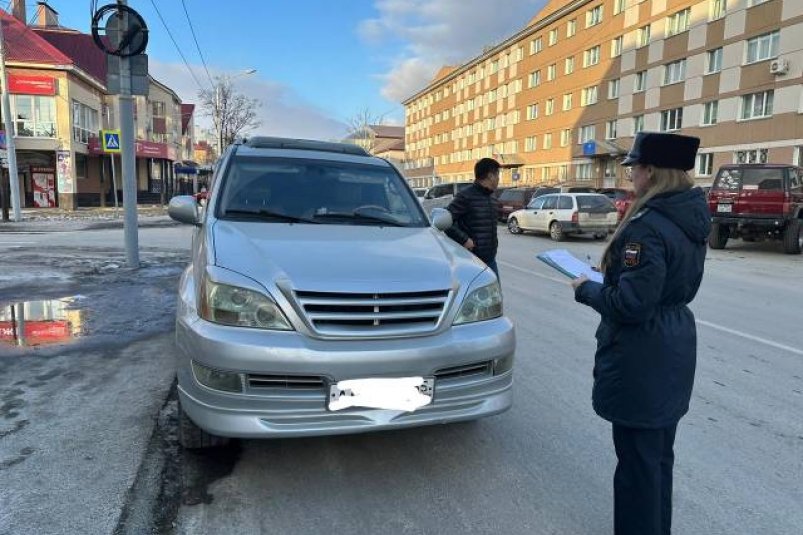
[445,183,499,264]
[575,188,711,429]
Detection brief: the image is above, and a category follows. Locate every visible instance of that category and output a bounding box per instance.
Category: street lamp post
[215,69,256,158]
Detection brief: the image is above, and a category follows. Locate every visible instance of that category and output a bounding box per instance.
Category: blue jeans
[486,258,500,282]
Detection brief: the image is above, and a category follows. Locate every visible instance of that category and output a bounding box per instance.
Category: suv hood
[211,221,484,292]
[646,188,711,244]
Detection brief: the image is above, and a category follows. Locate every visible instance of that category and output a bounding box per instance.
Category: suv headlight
[453,281,503,325]
[200,279,293,330]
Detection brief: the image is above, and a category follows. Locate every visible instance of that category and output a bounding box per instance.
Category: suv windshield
[217,157,427,227]
[714,168,786,192]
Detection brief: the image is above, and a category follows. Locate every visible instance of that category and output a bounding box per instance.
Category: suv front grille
[294,289,451,337]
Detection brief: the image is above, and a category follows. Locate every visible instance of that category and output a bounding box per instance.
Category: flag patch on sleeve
[623,243,641,267]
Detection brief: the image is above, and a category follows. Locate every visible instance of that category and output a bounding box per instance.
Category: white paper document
[536,249,603,284]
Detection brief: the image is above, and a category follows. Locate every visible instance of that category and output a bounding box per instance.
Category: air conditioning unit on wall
[769,59,789,75]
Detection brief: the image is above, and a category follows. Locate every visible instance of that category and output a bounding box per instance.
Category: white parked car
[507,193,618,241]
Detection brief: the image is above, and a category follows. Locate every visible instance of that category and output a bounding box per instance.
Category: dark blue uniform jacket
[575,188,711,428]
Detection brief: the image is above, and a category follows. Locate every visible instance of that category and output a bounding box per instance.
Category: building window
[746,31,780,64]
[525,136,537,152]
[516,47,524,62]
[735,148,768,163]
[697,153,714,176]
[634,71,647,92]
[710,0,727,20]
[583,46,601,67]
[546,99,555,115]
[565,57,575,75]
[489,89,497,103]
[702,101,719,125]
[666,8,691,37]
[633,115,644,133]
[527,104,539,120]
[561,129,572,147]
[578,125,596,143]
[611,36,623,58]
[547,64,557,81]
[567,19,577,37]
[72,100,99,144]
[637,25,651,48]
[75,153,88,179]
[614,0,626,16]
[549,28,559,46]
[606,120,617,140]
[13,95,56,138]
[661,108,683,131]
[608,79,620,99]
[563,93,573,111]
[530,37,543,54]
[576,163,594,181]
[586,5,604,28]
[741,90,774,120]
[529,70,542,88]
[664,59,687,85]
[543,133,553,149]
[706,48,723,74]
[581,86,598,106]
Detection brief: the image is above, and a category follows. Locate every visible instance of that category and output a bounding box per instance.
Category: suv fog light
[493,355,514,375]
[191,360,243,393]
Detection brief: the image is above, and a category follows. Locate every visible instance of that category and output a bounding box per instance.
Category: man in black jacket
[445,158,501,278]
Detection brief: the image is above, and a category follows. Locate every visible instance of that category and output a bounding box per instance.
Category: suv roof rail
[242,136,370,156]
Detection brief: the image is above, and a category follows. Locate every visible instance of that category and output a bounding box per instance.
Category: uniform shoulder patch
[623,242,642,267]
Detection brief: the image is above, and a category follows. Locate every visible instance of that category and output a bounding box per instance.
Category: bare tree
[199,76,262,154]
[345,108,387,153]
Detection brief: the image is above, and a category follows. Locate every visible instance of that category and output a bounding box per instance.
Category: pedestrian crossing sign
[101,129,122,153]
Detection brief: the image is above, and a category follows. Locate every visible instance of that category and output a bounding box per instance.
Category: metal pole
[0,17,22,222]
[110,153,119,216]
[118,1,139,267]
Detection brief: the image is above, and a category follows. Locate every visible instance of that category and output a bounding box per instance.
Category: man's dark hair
[474,158,501,181]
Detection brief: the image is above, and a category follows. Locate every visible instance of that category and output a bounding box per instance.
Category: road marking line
[498,260,566,284]
[695,319,803,356]
[498,259,803,356]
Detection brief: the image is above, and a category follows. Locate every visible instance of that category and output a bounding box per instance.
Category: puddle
[0,296,85,348]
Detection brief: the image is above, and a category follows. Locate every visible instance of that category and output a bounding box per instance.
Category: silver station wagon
[168,137,515,448]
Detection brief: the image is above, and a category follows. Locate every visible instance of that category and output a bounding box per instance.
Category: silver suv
[168,137,515,448]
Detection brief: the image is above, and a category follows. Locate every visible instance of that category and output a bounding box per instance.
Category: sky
[36,0,548,140]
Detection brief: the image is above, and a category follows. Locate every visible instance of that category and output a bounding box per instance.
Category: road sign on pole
[101,129,122,153]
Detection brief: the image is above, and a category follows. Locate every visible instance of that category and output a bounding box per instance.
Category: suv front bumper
[175,315,515,438]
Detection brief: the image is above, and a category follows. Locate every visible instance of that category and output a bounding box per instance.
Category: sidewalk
[0,205,177,232]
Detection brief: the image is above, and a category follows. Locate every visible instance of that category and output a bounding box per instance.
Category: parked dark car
[496,187,537,221]
[493,186,514,199]
[707,164,803,254]
[530,186,560,199]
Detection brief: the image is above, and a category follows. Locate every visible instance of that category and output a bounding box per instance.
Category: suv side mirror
[169,195,201,226]
[430,208,453,231]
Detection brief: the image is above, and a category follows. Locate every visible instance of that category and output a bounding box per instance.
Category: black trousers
[612,423,678,535]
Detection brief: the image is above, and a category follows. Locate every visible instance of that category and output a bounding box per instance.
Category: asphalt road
[1,223,801,534]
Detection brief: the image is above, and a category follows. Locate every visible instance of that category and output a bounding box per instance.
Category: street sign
[106,54,149,96]
[91,4,148,57]
[101,129,122,153]
[583,141,596,156]
[0,131,6,149]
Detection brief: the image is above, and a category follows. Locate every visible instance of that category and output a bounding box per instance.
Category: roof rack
[242,136,370,156]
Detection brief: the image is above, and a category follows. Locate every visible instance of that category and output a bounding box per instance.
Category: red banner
[0,320,71,345]
[8,74,57,95]
[88,137,176,161]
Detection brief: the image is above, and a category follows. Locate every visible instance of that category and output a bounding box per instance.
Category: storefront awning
[581,140,628,158]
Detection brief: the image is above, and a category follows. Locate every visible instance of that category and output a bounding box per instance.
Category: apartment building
[403,0,803,189]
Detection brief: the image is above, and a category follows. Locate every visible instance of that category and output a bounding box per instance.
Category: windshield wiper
[312,210,407,227]
[222,209,319,224]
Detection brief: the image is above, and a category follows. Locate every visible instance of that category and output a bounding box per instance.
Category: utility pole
[0,15,22,222]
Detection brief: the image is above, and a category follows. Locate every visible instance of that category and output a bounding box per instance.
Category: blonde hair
[601,166,695,271]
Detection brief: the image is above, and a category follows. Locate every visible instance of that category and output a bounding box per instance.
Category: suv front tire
[782,219,802,254]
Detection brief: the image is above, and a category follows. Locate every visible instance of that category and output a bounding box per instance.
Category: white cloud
[148,60,348,141]
[361,0,548,103]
